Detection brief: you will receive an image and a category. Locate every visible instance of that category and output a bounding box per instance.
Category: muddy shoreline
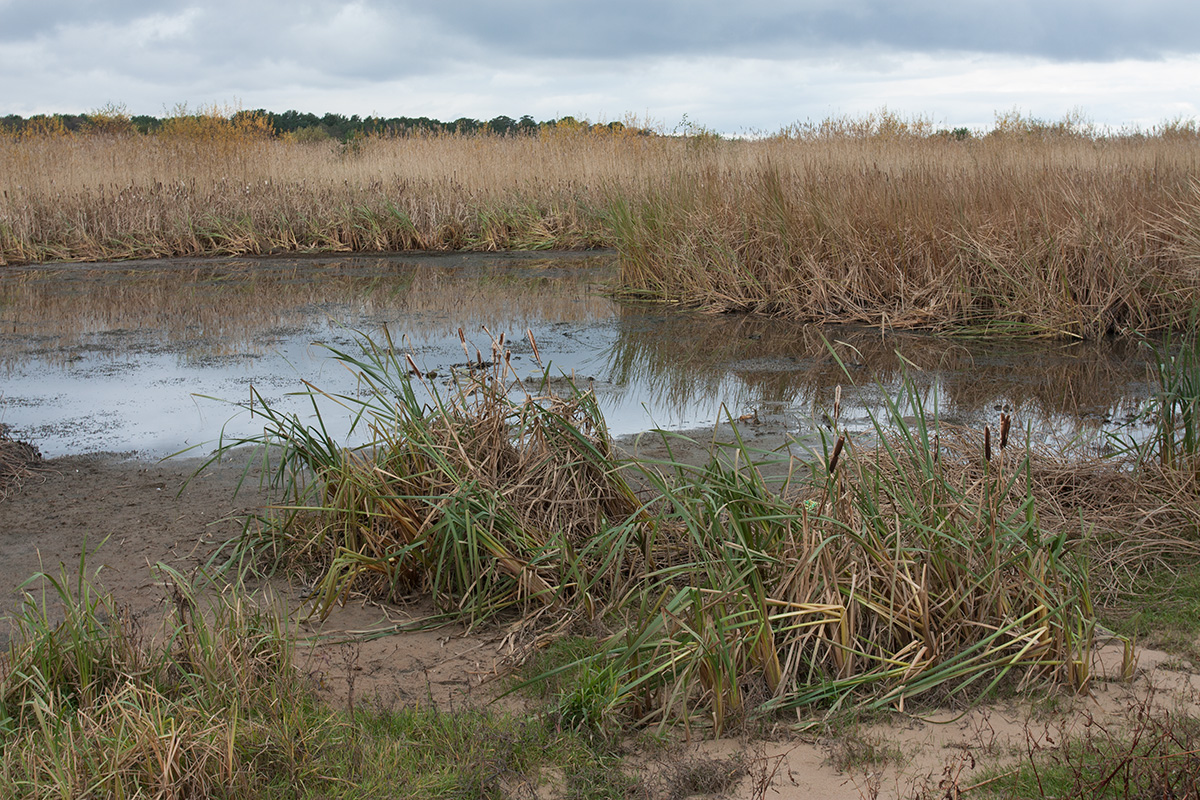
[4,443,1199,799]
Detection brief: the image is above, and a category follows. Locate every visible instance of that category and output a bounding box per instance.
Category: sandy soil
[3,442,1198,800]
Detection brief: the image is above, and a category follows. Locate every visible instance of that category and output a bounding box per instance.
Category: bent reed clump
[213,328,1173,736]
[3,108,1199,336]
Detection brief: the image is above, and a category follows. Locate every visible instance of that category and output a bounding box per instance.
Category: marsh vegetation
[8,324,1200,796]
[5,106,1200,797]
[213,327,1200,727]
[3,108,1199,337]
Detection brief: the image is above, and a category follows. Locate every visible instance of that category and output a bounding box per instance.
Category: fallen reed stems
[0,425,41,501]
[208,328,1177,735]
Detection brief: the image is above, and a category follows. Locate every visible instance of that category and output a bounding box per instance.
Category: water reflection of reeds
[0,255,617,369]
[606,307,1153,434]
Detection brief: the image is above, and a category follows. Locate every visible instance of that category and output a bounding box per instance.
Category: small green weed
[975,696,1200,799]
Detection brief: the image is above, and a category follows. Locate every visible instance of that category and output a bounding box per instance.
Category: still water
[0,252,1154,458]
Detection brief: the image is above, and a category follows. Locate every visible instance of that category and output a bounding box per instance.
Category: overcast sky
[2,0,1197,134]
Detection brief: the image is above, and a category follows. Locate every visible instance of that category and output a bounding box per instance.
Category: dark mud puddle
[1,252,1154,458]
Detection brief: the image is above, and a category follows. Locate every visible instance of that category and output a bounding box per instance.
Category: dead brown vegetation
[612,133,1200,337]
[0,426,41,501]
[3,112,1198,335]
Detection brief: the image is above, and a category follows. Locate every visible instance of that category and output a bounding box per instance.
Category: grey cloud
[382,0,1200,62]
[3,0,467,94]
[2,0,1195,125]
[0,0,188,41]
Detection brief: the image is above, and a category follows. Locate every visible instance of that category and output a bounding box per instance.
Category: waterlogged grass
[208,328,1122,738]
[1116,327,1200,475]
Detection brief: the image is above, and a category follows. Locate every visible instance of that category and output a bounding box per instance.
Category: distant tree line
[0,109,642,140]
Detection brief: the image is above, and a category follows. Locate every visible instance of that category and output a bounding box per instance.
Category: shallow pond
[0,251,1155,458]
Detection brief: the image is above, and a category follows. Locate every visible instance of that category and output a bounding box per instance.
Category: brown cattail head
[1000,412,1011,450]
[404,353,422,379]
[933,432,939,464]
[828,434,845,474]
[984,424,992,462]
[527,329,542,366]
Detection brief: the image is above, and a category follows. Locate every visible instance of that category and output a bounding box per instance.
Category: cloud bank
[1,0,1197,132]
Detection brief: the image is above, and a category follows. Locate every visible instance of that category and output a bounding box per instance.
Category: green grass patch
[339,704,634,799]
[1102,565,1200,664]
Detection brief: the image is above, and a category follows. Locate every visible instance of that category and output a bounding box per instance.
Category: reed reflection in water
[0,253,621,455]
[0,253,617,369]
[606,307,1153,441]
[0,252,1157,457]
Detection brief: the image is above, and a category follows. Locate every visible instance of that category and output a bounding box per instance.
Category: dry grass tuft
[0,565,338,798]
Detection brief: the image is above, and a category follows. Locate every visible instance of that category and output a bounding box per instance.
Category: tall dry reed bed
[612,135,1200,338]
[208,328,1195,735]
[3,118,1199,335]
[0,125,652,263]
